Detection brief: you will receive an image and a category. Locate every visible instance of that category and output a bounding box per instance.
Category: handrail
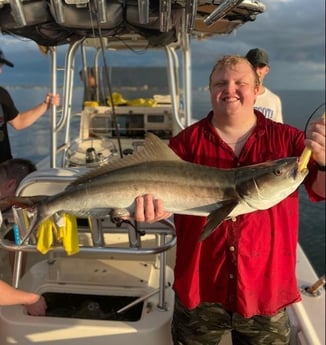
[1,213,176,293]
[50,46,58,168]
[290,301,322,345]
[0,218,176,256]
[181,30,192,127]
[0,237,176,255]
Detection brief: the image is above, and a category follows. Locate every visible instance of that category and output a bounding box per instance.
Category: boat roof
[0,0,265,47]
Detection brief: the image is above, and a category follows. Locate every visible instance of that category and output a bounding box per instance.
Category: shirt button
[231,217,237,222]
[229,246,235,252]
[229,274,234,279]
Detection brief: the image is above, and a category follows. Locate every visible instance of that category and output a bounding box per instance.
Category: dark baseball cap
[0,49,14,67]
[246,48,269,66]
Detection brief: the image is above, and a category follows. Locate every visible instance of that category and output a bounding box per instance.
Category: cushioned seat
[16,167,85,197]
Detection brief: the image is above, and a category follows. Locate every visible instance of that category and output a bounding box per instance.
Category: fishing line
[303,102,325,137]
[83,1,124,158]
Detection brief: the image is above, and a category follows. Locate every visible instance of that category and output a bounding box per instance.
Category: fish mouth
[298,167,309,179]
[293,158,309,179]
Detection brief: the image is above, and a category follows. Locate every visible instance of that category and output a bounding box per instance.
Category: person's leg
[231,309,291,345]
[171,296,232,345]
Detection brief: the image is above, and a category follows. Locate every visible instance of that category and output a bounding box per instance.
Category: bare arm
[9,93,60,130]
[305,117,326,198]
[0,280,47,316]
[312,172,325,198]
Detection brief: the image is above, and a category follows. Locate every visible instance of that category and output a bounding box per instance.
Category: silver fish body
[24,133,308,241]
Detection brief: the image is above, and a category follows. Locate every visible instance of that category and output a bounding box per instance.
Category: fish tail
[0,195,47,212]
[20,203,50,245]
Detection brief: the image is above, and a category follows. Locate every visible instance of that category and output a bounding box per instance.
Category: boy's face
[209,61,259,116]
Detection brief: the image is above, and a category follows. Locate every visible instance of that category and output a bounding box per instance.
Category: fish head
[235,157,308,210]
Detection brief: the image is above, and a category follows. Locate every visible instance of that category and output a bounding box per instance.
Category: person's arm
[0,280,47,316]
[9,93,60,130]
[305,117,326,197]
[312,171,325,197]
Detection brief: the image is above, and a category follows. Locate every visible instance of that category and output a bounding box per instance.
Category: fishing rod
[299,102,325,171]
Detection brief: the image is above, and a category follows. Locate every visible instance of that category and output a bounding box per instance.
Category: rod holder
[185,0,198,33]
[96,0,107,23]
[204,0,244,27]
[160,0,171,32]
[9,0,27,27]
[138,0,149,24]
[51,0,65,24]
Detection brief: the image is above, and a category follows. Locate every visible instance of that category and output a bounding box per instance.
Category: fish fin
[200,201,238,241]
[68,132,181,188]
[108,208,131,226]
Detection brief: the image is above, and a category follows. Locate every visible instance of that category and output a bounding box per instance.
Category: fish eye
[274,168,282,176]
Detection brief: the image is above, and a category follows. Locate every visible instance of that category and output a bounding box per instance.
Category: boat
[0,1,324,344]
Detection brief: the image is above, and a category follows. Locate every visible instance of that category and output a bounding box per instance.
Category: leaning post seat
[14,167,104,251]
[16,167,83,197]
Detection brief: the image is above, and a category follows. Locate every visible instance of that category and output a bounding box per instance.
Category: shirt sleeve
[0,86,19,122]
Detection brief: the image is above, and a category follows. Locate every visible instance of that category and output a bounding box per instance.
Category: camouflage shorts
[171,296,291,345]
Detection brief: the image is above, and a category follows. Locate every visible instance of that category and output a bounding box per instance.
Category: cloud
[190,0,325,89]
[0,0,324,90]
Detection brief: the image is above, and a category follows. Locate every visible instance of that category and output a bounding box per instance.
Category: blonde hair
[209,55,259,89]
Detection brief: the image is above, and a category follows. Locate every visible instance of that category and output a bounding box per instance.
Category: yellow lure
[298,112,325,171]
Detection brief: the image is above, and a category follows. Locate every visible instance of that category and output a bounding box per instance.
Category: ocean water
[4,85,326,276]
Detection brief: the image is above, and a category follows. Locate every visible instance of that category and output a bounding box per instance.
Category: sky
[0,0,325,90]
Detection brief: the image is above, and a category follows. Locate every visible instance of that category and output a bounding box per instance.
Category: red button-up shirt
[169,111,323,318]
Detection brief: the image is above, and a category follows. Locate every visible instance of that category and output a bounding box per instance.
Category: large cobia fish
[4,133,308,241]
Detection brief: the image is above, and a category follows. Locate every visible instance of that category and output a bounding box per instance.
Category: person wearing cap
[0,48,60,163]
[246,48,283,123]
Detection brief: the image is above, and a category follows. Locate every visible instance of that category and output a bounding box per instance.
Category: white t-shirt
[254,88,283,123]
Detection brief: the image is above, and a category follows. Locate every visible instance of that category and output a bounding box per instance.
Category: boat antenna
[87,1,124,158]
